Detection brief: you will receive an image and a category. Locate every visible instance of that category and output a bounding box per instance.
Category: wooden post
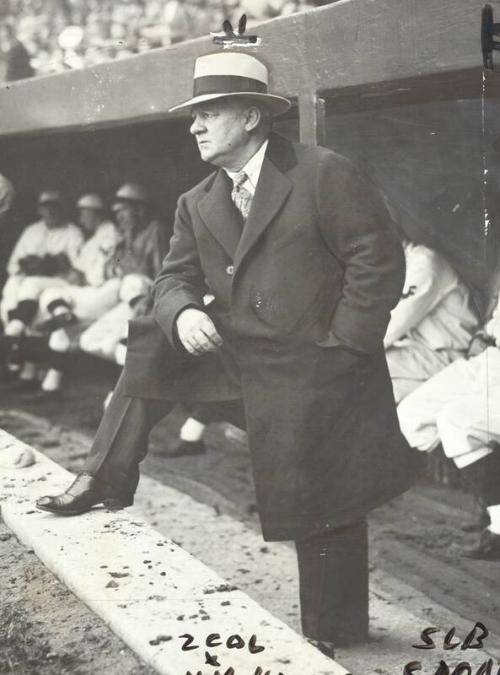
[298,92,326,147]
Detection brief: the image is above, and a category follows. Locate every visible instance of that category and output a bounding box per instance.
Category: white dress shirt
[225,138,269,197]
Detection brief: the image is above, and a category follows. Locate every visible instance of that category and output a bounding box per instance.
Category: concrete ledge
[0,428,349,675]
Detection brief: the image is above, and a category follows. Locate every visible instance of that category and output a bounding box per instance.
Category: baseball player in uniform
[1,190,83,382]
[398,268,500,559]
[78,183,165,363]
[385,239,478,402]
[36,193,123,393]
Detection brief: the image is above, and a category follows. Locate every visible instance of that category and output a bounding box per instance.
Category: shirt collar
[225,139,269,196]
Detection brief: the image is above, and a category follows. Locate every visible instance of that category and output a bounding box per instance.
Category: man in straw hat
[37,51,418,652]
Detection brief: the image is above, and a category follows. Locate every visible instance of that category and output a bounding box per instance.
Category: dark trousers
[84,372,369,645]
[461,449,500,507]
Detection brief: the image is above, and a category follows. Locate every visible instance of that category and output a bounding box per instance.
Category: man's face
[39,203,63,228]
[189,98,250,169]
[114,202,146,235]
[115,203,135,234]
[78,208,101,235]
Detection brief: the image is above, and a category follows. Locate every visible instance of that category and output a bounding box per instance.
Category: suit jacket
[124,133,418,541]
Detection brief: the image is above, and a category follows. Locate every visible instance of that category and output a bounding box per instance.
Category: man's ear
[244,105,262,132]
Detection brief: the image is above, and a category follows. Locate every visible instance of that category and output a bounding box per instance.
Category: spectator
[1,0,320,79]
[1,23,35,81]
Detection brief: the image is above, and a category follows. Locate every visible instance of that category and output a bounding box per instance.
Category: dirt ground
[0,517,155,675]
[2,360,500,673]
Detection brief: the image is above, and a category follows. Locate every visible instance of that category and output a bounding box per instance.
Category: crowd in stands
[0,0,320,80]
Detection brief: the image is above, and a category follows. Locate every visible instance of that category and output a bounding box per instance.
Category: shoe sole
[35,498,133,517]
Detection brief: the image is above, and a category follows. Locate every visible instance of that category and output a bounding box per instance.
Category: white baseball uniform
[79,220,164,359]
[78,274,152,359]
[1,219,83,324]
[384,242,478,402]
[398,289,500,468]
[38,221,123,322]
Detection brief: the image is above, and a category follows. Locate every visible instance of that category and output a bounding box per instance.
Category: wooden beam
[324,67,490,114]
[0,0,490,138]
[298,93,326,146]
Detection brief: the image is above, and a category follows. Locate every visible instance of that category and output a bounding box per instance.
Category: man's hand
[176,307,223,355]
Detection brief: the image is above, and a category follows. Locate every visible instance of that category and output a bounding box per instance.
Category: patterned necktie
[231,171,253,221]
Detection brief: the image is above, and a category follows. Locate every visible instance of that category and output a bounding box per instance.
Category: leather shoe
[36,472,133,516]
[167,438,207,457]
[462,528,500,561]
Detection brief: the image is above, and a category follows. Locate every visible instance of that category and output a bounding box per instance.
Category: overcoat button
[226,265,234,275]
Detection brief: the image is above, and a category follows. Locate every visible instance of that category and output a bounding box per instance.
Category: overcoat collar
[197,133,296,267]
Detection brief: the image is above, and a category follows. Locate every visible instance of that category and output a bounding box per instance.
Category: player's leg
[386,341,458,404]
[437,381,500,559]
[397,353,485,453]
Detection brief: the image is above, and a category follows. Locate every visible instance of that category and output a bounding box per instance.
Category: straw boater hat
[169,52,291,116]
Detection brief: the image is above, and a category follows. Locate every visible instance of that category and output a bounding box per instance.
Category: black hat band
[193,74,267,97]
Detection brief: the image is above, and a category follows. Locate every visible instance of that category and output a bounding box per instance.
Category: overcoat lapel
[234,153,293,271]
[197,170,242,259]
[197,133,295,266]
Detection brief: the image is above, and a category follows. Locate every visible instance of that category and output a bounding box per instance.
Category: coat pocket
[250,282,327,336]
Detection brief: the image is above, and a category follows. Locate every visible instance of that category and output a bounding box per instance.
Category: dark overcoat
[124,133,420,541]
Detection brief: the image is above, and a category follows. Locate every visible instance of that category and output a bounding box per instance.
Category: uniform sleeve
[64,225,85,268]
[152,195,207,347]
[99,223,122,254]
[383,249,448,348]
[82,223,122,286]
[6,224,40,275]
[315,154,406,354]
